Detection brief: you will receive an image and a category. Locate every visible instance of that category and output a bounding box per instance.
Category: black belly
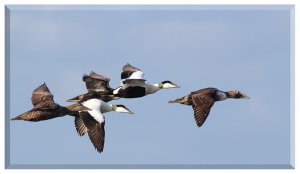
[117,86,146,98]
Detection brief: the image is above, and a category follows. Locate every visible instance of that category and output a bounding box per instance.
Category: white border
[1,0,298,174]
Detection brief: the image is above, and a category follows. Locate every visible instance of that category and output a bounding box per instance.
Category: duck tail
[11,115,22,121]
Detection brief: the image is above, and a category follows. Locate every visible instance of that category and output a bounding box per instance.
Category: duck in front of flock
[169,87,250,127]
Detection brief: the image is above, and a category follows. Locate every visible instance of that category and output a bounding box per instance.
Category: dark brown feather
[12,106,68,121]
[191,93,215,127]
[31,83,54,107]
[79,111,105,153]
[82,72,112,92]
[68,91,116,103]
[122,63,141,72]
[74,117,87,136]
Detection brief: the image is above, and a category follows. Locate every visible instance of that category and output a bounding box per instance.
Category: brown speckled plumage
[169,87,249,127]
[11,83,88,122]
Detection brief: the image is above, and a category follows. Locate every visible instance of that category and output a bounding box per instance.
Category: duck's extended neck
[146,83,161,94]
[100,102,113,113]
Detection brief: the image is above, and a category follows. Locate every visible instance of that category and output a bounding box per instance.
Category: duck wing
[74,116,87,136]
[191,93,215,127]
[83,71,112,92]
[31,83,55,108]
[121,63,144,80]
[79,111,105,153]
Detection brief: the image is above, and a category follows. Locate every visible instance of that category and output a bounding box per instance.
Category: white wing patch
[127,71,144,80]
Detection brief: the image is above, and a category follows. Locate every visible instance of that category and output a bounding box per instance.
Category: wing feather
[191,93,215,127]
[79,111,105,153]
[74,117,87,136]
[31,83,55,107]
[82,71,112,92]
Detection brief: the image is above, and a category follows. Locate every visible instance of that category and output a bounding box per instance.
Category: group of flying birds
[11,63,250,154]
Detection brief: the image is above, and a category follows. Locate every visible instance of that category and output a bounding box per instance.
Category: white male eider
[113,63,180,98]
[11,83,88,121]
[78,98,133,153]
[169,87,250,127]
[67,71,117,102]
[74,102,133,137]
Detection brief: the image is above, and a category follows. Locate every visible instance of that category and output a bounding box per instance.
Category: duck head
[112,104,134,114]
[158,81,180,89]
[226,91,250,99]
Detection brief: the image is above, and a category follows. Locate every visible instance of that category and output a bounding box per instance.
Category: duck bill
[67,99,80,102]
[126,109,134,114]
[173,83,180,88]
[241,93,250,99]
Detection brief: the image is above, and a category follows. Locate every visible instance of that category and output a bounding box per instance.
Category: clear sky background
[7,5,293,168]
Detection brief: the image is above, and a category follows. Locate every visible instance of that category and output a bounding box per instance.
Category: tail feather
[11,116,22,121]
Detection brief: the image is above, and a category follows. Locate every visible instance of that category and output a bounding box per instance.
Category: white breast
[81,98,105,123]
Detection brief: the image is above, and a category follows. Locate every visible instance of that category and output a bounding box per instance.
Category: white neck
[146,83,161,94]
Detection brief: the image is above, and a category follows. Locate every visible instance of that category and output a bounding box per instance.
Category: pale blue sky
[7,5,293,168]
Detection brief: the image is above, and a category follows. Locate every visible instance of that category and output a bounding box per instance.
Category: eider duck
[77,97,133,153]
[113,63,180,98]
[169,87,250,127]
[67,71,117,102]
[74,101,133,137]
[11,83,88,121]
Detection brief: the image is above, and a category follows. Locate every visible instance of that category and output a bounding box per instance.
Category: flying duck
[67,71,117,102]
[11,83,88,122]
[73,101,133,137]
[113,63,180,98]
[77,97,133,153]
[169,87,250,127]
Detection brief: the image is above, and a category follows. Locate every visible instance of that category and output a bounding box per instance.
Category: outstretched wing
[31,83,55,107]
[74,116,87,136]
[121,63,144,80]
[191,93,215,127]
[79,111,105,153]
[82,71,112,92]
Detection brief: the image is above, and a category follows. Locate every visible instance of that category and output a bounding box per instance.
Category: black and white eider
[11,83,88,122]
[169,87,250,127]
[67,71,117,102]
[113,63,180,98]
[74,100,133,137]
[77,97,133,153]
